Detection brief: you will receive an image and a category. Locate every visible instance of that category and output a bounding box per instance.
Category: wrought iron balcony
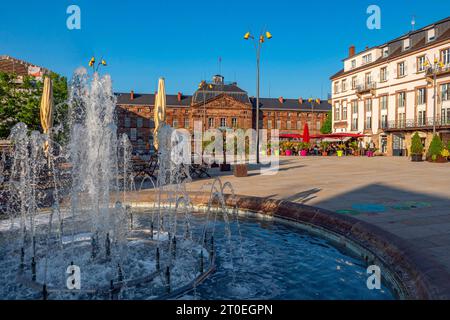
[384,116,450,131]
[356,82,376,95]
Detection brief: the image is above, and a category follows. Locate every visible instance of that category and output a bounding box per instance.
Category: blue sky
[1,0,449,99]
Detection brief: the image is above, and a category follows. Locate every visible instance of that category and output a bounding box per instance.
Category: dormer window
[351,59,356,69]
[403,38,410,50]
[427,28,436,42]
[362,54,372,65]
[382,47,389,58]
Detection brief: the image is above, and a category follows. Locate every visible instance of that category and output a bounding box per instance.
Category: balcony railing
[384,116,450,130]
[426,64,450,77]
[356,82,377,95]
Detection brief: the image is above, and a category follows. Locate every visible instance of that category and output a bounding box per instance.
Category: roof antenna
[411,15,416,31]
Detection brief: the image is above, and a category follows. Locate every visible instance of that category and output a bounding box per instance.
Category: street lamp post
[244,31,272,164]
[425,56,444,136]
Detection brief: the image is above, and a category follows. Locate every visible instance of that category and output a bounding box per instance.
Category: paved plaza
[185,157,450,272]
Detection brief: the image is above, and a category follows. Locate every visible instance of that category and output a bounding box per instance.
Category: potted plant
[349,141,359,156]
[320,141,330,156]
[284,141,294,156]
[336,144,345,157]
[441,148,450,161]
[427,134,447,163]
[299,142,310,156]
[410,132,424,162]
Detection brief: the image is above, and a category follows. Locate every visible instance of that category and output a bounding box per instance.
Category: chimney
[299,97,303,105]
[349,45,355,57]
[130,90,134,100]
[177,92,182,102]
[278,97,284,104]
[365,46,369,50]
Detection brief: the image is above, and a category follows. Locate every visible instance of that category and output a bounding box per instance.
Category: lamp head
[244,32,251,40]
[265,31,272,39]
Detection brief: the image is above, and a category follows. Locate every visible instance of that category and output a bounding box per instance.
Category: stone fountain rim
[126,190,450,300]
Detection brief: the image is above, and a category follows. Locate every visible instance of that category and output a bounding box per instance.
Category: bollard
[200,250,204,273]
[150,222,154,240]
[172,236,177,258]
[42,284,48,300]
[105,233,111,258]
[165,266,171,293]
[156,247,160,271]
[20,247,25,270]
[117,264,123,283]
[31,257,36,281]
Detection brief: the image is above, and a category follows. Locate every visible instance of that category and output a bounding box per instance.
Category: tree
[427,134,444,161]
[410,132,423,155]
[320,110,332,134]
[0,71,68,140]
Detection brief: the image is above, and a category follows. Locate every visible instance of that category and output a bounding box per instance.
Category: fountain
[1,68,436,300]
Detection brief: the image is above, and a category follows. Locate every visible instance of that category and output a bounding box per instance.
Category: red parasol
[302,122,310,143]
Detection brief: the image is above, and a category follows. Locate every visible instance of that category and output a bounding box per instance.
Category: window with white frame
[365,72,372,86]
[365,115,372,129]
[418,110,426,126]
[342,79,347,92]
[232,117,238,128]
[351,60,356,69]
[417,88,426,105]
[442,108,450,124]
[334,82,339,94]
[351,76,357,89]
[334,103,341,121]
[365,98,372,112]
[286,120,291,130]
[382,47,389,57]
[351,100,358,114]
[427,28,436,42]
[208,118,214,128]
[297,120,301,129]
[398,92,406,108]
[397,62,406,77]
[362,54,372,64]
[403,38,410,50]
[267,119,272,129]
[417,56,426,72]
[441,48,450,66]
[276,120,281,129]
[184,118,189,128]
[342,104,347,120]
[220,118,227,127]
[381,114,388,128]
[351,118,358,131]
[380,95,388,110]
[380,67,388,82]
[441,83,450,101]
[398,112,406,127]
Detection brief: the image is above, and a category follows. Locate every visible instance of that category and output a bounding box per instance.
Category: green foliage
[320,110,332,134]
[410,132,424,155]
[320,141,330,150]
[0,71,68,140]
[427,134,444,159]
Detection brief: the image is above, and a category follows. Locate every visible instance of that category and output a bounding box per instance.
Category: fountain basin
[125,191,450,300]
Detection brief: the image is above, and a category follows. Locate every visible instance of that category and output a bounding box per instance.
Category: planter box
[427,155,448,163]
[285,150,292,156]
[300,150,308,157]
[322,152,328,156]
[337,150,344,157]
[411,154,423,162]
[233,164,248,177]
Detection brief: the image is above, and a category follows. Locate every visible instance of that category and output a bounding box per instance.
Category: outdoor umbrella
[153,77,167,151]
[302,122,310,143]
[40,76,53,154]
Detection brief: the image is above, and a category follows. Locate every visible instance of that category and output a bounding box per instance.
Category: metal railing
[385,116,450,130]
[356,82,377,94]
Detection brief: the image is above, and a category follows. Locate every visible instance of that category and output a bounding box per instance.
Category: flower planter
[300,150,308,157]
[367,151,374,157]
[322,152,328,156]
[427,155,448,163]
[337,150,344,157]
[285,149,292,156]
[411,154,423,162]
[233,164,248,177]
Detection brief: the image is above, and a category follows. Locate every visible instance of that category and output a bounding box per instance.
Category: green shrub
[410,132,424,155]
[427,134,444,159]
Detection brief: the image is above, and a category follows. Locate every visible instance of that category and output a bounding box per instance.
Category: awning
[311,133,366,139]
[279,134,303,139]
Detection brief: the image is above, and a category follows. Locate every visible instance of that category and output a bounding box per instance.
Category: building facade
[116,75,331,154]
[330,16,450,156]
